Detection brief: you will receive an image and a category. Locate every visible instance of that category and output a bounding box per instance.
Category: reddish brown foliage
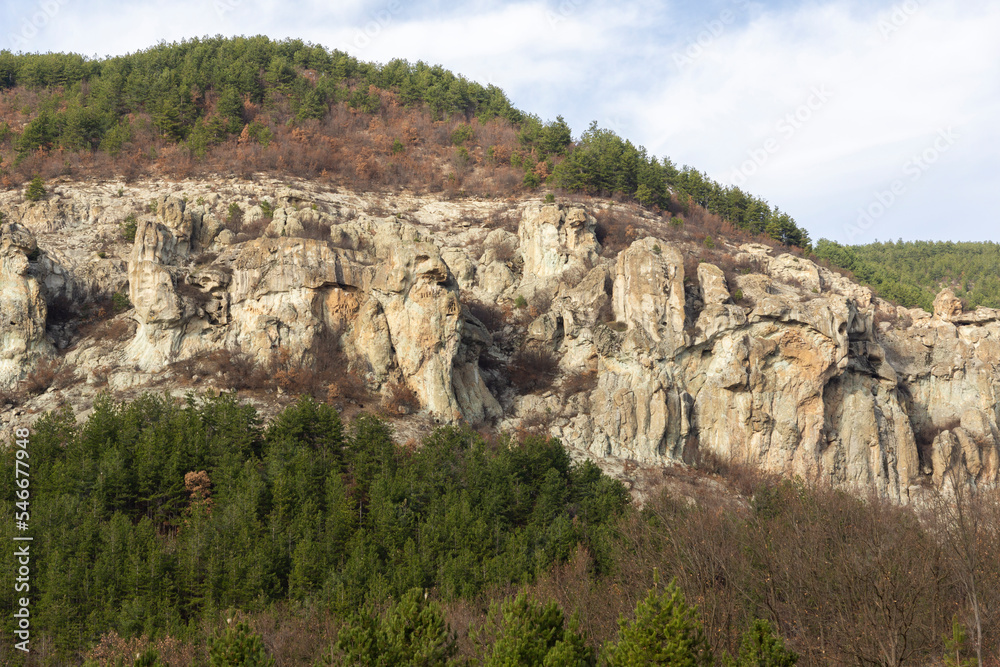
[0,88,529,200]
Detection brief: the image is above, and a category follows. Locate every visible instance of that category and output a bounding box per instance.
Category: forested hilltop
[814,239,1000,310]
[0,35,809,248]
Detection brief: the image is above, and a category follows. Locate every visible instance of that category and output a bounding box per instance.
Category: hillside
[0,36,810,249]
[2,36,1000,667]
[814,238,1000,311]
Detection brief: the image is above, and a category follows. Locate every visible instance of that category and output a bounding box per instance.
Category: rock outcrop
[0,223,52,387]
[5,181,1000,503]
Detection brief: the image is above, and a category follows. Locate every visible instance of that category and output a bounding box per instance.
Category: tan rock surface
[6,181,1000,503]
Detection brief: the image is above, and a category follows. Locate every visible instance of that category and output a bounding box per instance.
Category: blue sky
[3,0,998,245]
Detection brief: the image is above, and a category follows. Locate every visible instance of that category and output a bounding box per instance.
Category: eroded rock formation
[4,181,999,502]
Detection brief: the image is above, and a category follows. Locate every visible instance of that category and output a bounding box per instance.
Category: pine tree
[483,593,594,666]
[726,619,797,667]
[208,620,275,667]
[943,616,978,667]
[333,589,457,666]
[608,579,713,667]
[25,175,47,201]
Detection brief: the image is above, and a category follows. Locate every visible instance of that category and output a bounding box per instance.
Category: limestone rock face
[0,223,52,386]
[118,199,498,424]
[549,239,1000,502]
[934,288,964,321]
[612,238,686,353]
[9,181,1000,503]
[370,241,464,420]
[225,236,371,365]
[769,253,821,292]
[697,262,730,305]
[517,204,600,299]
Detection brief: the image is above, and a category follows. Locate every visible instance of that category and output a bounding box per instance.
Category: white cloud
[627,1,1000,242]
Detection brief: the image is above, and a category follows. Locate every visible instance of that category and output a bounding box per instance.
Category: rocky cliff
[2,178,998,502]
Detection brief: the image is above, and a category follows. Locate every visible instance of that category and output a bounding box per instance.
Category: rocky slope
[2,177,998,502]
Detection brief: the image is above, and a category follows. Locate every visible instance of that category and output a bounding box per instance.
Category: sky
[2,0,998,245]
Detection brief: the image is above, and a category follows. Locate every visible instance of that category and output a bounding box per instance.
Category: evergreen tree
[608,580,713,667]
[208,620,275,667]
[483,593,594,666]
[217,86,245,134]
[334,588,457,666]
[726,620,797,667]
[25,175,47,201]
[943,616,978,667]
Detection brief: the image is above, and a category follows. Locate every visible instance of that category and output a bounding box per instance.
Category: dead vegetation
[169,329,378,409]
[561,369,598,399]
[0,358,75,407]
[1,90,531,202]
[509,347,559,393]
[465,297,505,332]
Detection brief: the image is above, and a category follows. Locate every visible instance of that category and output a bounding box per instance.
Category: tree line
[1,36,810,249]
[0,393,626,663]
[2,392,998,665]
[814,238,1000,310]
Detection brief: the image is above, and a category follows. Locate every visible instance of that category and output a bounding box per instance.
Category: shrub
[467,298,505,332]
[545,193,555,203]
[562,370,598,398]
[451,123,474,145]
[382,381,420,415]
[94,318,135,343]
[509,347,559,393]
[25,175,47,201]
[391,138,405,154]
[112,292,132,313]
[120,213,138,242]
[514,295,528,309]
[19,359,60,397]
[704,235,715,249]
[227,202,243,226]
[259,200,274,218]
[233,216,268,243]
